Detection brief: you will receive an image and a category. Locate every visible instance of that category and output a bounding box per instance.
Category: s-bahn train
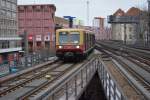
[56,28,95,60]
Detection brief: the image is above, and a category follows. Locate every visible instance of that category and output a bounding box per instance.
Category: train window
[59,32,69,44]
[70,32,80,44]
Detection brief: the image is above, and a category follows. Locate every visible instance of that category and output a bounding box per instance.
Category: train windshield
[70,32,80,44]
[59,32,68,44]
[59,31,80,44]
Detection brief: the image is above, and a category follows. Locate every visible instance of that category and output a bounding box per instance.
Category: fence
[33,56,98,100]
[31,55,128,100]
[0,50,55,77]
[97,57,125,100]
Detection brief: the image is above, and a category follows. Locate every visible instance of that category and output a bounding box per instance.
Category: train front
[56,29,84,59]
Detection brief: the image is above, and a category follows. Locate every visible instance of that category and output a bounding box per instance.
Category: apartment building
[0,0,22,64]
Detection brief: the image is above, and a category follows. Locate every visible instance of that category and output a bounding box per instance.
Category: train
[55,28,95,60]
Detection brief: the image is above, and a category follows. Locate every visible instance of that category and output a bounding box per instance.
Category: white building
[0,0,22,63]
[110,7,141,44]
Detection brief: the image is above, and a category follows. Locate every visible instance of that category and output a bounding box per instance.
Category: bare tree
[138,6,149,46]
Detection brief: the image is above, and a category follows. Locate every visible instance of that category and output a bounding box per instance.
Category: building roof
[126,7,141,16]
[94,17,104,19]
[55,16,69,25]
[18,4,56,11]
[113,8,125,16]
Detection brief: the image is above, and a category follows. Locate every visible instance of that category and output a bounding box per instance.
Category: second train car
[56,28,95,60]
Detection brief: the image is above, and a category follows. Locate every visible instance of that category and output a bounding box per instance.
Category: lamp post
[148,0,150,45]
[64,16,76,28]
[86,0,89,26]
[24,30,29,67]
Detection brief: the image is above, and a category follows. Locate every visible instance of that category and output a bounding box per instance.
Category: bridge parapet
[33,56,99,100]
[97,56,125,100]
[31,54,145,100]
[97,55,145,100]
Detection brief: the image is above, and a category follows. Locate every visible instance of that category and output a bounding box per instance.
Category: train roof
[56,28,94,34]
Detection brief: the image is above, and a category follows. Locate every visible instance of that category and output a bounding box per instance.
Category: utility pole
[24,30,28,67]
[87,0,89,26]
[34,0,36,4]
[148,0,150,45]
[124,24,127,45]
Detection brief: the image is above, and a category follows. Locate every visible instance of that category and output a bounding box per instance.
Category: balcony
[0,37,22,41]
[0,47,22,53]
[108,15,139,23]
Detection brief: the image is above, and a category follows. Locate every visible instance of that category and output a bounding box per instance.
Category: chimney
[148,0,150,12]
[99,17,104,29]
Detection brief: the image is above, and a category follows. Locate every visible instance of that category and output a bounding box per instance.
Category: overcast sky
[18,0,147,25]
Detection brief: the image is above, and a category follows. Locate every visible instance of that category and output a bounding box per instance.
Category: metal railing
[108,15,139,23]
[97,56,125,100]
[0,51,55,76]
[31,55,128,100]
[0,53,142,100]
[32,56,98,100]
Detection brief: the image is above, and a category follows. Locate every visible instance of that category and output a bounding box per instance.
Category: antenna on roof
[34,0,36,4]
[86,0,89,26]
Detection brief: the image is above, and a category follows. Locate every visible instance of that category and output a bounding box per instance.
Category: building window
[1,41,9,49]
[6,11,11,17]
[12,12,16,18]
[2,0,6,7]
[1,10,6,15]
[129,34,132,39]
[129,27,132,32]
[6,1,11,9]
[12,3,16,10]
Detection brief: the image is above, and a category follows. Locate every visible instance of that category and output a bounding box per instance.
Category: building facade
[110,9,125,41]
[93,17,112,40]
[55,16,69,29]
[18,4,56,53]
[0,0,22,64]
[108,7,141,44]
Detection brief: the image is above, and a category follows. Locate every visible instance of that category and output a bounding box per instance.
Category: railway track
[96,42,150,69]
[19,63,77,100]
[96,44,150,100]
[0,62,75,100]
[0,60,61,97]
[0,52,96,100]
[0,59,59,84]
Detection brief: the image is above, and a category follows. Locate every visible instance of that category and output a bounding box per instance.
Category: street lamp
[63,16,76,28]
[148,0,150,45]
[86,0,90,26]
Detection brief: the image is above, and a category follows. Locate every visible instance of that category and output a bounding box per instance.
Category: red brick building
[18,4,56,52]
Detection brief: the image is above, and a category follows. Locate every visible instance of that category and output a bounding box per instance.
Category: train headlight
[76,45,80,48]
[59,46,62,49]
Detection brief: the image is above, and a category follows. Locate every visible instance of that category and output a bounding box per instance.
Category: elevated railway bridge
[0,41,149,100]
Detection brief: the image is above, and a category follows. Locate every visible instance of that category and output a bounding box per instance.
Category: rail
[97,56,126,100]
[96,43,150,100]
[27,54,139,100]
[31,56,98,100]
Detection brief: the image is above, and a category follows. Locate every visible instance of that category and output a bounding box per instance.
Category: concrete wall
[126,24,137,44]
[111,23,138,44]
[112,24,124,41]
